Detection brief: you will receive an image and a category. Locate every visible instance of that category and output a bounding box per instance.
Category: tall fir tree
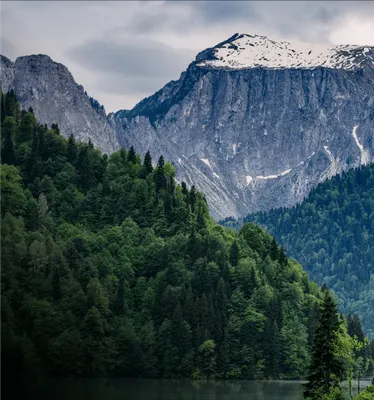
[155,156,167,193]
[67,134,77,164]
[304,290,344,400]
[128,145,137,164]
[0,91,5,122]
[1,117,17,165]
[229,240,240,267]
[143,151,153,175]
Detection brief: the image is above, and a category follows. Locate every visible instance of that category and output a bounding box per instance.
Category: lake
[21,378,373,400]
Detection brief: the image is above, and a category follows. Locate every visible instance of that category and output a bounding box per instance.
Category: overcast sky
[1,1,374,112]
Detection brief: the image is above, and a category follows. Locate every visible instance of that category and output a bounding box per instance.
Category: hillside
[1,90,323,388]
[232,163,374,335]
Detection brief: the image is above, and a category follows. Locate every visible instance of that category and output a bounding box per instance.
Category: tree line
[223,163,374,336]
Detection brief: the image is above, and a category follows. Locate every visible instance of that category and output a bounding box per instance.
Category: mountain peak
[197,33,374,71]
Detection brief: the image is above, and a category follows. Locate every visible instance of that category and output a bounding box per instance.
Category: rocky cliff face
[114,34,374,218]
[0,54,118,154]
[2,34,374,219]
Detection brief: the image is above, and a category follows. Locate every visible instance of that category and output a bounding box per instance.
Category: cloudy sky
[1,1,374,112]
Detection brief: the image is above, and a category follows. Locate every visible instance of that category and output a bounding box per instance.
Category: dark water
[23,378,372,400]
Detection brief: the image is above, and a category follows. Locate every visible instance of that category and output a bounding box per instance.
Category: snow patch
[201,158,212,168]
[352,125,370,164]
[256,168,292,180]
[323,145,339,177]
[323,145,334,162]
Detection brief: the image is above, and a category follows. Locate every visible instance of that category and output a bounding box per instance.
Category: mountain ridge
[0,53,119,154]
[1,33,374,218]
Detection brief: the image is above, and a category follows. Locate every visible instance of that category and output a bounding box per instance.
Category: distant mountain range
[1,33,374,218]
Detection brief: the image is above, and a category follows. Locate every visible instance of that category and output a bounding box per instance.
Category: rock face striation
[2,34,374,219]
[0,54,118,154]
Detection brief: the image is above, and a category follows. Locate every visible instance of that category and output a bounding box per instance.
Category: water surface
[24,378,372,400]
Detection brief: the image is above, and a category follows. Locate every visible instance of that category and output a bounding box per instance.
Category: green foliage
[353,385,374,400]
[235,163,374,335]
[1,93,322,382]
[304,290,345,400]
[198,340,216,379]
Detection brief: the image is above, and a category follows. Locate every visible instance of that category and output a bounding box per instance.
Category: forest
[1,91,373,400]
[223,163,374,336]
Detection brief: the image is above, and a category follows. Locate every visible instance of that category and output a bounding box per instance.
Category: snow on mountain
[197,33,374,70]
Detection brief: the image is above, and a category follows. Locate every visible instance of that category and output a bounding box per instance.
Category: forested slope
[1,91,322,383]
[233,164,374,335]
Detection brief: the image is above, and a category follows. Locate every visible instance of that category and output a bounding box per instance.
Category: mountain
[224,163,374,335]
[1,94,322,386]
[113,33,374,219]
[0,54,118,154]
[1,33,374,219]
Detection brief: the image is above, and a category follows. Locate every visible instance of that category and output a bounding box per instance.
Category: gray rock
[0,54,118,154]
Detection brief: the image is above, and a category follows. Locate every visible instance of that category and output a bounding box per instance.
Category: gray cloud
[67,37,195,109]
[68,38,194,78]
[1,1,374,111]
[97,75,172,96]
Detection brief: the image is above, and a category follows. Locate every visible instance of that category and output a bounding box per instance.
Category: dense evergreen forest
[1,92,373,397]
[1,91,322,382]
[223,164,374,336]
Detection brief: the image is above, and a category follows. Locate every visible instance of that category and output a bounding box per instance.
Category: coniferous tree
[1,91,5,122]
[155,156,167,193]
[348,314,365,342]
[143,151,153,175]
[229,240,240,266]
[1,117,17,165]
[304,290,344,400]
[67,134,77,164]
[4,90,20,121]
[128,145,137,164]
[51,123,60,134]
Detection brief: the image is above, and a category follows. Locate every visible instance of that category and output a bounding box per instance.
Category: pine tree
[4,90,20,121]
[270,237,279,260]
[278,247,288,267]
[67,134,77,164]
[26,131,40,183]
[348,314,365,342]
[155,156,167,193]
[230,240,240,267]
[128,145,137,164]
[51,123,60,135]
[1,91,5,123]
[143,151,153,175]
[189,185,197,213]
[1,117,17,165]
[304,290,345,400]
